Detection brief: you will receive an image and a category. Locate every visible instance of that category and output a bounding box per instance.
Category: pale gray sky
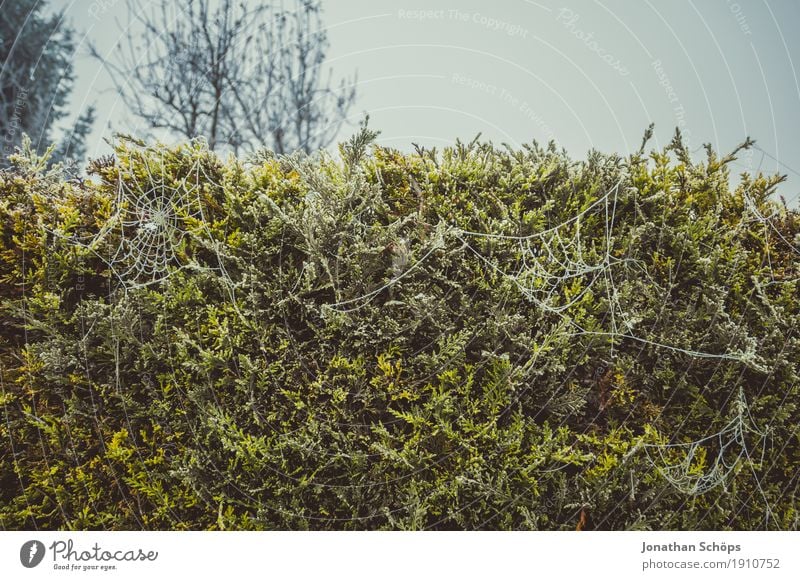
[60,0,800,202]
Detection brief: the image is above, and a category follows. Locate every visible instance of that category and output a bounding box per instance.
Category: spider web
[455,179,626,317]
[50,148,240,297]
[98,151,206,289]
[640,386,774,517]
[453,178,766,367]
[645,419,745,496]
[318,180,628,319]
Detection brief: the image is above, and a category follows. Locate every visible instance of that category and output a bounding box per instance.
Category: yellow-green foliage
[1,131,798,530]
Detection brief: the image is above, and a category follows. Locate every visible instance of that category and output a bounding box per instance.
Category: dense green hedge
[1,129,798,530]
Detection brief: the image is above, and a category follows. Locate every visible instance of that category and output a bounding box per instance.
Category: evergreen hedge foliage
[1,129,798,530]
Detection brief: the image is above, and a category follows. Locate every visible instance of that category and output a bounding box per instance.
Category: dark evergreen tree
[0,0,94,170]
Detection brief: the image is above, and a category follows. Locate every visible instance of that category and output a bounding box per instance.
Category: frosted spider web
[50,148,240,298]
[320,180,627,317]
[454,179,626,316]
[635,386,777,526]
[97,151,206,289]
[444,176,780,516]
[322,176,764,367]
[451,177,767,368]
[644,419,745,496]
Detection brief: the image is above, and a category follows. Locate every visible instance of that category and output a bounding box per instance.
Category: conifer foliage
[0,129,798,530]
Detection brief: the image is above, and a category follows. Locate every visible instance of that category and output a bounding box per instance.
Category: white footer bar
[1,531,797,579]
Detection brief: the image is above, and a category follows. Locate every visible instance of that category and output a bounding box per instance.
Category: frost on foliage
[1,129,798,531]
[98,153,205,288]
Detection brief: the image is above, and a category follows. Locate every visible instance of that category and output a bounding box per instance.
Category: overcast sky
[60,0,800,203]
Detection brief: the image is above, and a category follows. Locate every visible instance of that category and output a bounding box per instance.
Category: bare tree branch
[91,0,356,155]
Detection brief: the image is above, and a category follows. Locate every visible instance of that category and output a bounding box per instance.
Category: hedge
[1,128,798,530]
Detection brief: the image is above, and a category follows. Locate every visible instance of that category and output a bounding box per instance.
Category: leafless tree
[92,0,356,155]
